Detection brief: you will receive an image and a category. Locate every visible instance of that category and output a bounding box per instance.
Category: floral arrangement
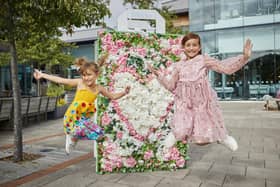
[96,30,189,174]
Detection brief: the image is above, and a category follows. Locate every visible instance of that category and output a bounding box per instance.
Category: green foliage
[46,83,65,97]
[156,7,184,35]
[0,0,111,161]
[0,0,111,66]
[64,84,74,91]
[122,0,184,34]
[57,98,66,106]
[123,0,157,9]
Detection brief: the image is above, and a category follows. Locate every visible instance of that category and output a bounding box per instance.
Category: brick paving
[0,101,279,187]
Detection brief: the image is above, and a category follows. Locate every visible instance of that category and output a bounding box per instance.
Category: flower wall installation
[96,31,189,174]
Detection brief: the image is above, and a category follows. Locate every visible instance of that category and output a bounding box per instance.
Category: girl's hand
[147,63,159,77]
[243,39,253,61]
[33,69,43,80]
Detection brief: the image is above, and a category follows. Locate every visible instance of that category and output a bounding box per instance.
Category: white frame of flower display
[117,9,166,34]
[95,30,189,174]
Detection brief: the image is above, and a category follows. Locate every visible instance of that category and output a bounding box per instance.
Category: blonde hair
[75,53,109,74]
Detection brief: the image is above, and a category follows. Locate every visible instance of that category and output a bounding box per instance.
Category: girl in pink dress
[148,32,253,151]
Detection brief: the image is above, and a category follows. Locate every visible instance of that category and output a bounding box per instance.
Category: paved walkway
[0,101,279,187]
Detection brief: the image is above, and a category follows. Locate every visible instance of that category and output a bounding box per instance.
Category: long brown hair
[181,32,202,55]
[75,53,109,74]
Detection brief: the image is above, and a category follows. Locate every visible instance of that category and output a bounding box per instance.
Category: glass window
[215,28,243,98]
[189,0,204,31]
[275,23,280,92]
[244,0,259,17]
[203,0,215,25]
[217,28,243,54]
[262,0,275,15]
[244,26,275,98]
[71,43,94,60]
[245,25,274,52]
[211,0,243,30]
[244,0,275,26]
[200,31,217,54]
[276,23,280,50]
[219,0,243,19]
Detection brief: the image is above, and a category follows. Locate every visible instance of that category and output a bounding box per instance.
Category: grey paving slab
[97,173,128,183]
[157,176,201,187]
[209,163,246,176]
[88,181,130,187]
[0,101,279,187]
[223,175,265,187]
[188,161,213,171]
[249,152,279,161]
[19,159,96,187]
[148,169,191,179]
[200,182,221,187]
[265,160,280,169]
[266,180,280,187]
[246,166,280,182]
[20,167,82,187]
[264,147,280,154]
[231,157,264,168]
[37,171,98,187]
[117,173,163,187]
[187,169,226,186]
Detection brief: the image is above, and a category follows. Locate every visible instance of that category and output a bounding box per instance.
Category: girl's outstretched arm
[33,69,80,87]
[205,39,253,75]
[98,85,130,100]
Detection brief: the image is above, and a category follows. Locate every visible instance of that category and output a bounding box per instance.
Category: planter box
[48,105,68,119]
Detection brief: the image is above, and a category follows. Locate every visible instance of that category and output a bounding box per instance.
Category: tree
[0,35,76,67]
[122,0,183,34]
[123,0,156,9]
[0,0,110,161]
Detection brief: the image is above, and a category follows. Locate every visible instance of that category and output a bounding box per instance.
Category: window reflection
[188,0,280,99]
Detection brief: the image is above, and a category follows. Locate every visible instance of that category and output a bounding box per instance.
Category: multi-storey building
[189,0,280,99]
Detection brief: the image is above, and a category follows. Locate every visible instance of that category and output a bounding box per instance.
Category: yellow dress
[63,89,103,140]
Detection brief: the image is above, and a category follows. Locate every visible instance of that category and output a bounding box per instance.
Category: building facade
[160,0,189,32]
[189,0,280,99]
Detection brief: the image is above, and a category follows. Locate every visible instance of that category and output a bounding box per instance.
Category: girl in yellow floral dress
[33,55,130,154]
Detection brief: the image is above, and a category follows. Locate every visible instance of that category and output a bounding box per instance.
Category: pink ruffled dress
[157,54,247,143]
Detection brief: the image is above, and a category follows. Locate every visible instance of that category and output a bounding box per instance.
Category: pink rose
[101,112,111,126]
[176,157,185,168]
[170,147,180,160]
[137,48,147,56]
[116,131,123,139]
[102,159,113,172]
[144,150,154,160]
[124,157,137,168]
[116,40,125,48]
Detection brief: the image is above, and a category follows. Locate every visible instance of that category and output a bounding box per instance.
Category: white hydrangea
[113,72,173,137]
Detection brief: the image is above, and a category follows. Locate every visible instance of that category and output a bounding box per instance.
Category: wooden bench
[0,96,58,125]
[0,98,13,122]
[25,97,42,123]
[46,97,58,113]
[39,96,49,120]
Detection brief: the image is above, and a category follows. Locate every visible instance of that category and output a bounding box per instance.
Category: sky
[104,0,130,29]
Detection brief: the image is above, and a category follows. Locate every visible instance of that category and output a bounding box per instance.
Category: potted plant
[46,83,68,119]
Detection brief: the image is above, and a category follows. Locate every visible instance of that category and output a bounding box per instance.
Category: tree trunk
[10,40,23,162]
[7,0,23,161]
